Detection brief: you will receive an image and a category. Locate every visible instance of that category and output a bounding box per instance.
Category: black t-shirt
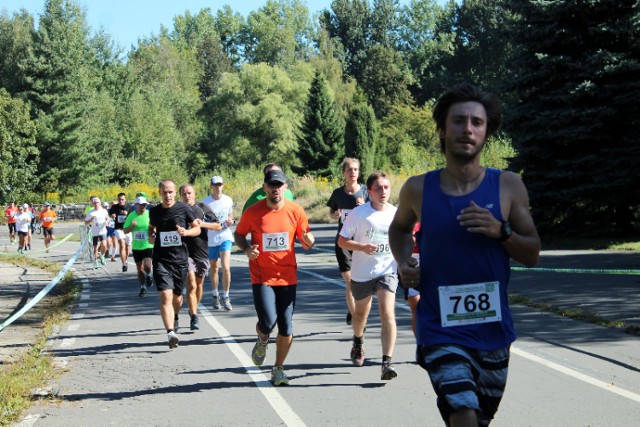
[149,201,196,264]
[326,184,369,231]
[185,202,219,261]
[108,204,130,229]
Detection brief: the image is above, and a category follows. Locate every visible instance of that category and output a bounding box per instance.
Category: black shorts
[153,259,187,296]
[8,223,16,233]
[132,248,153,263]
[92,235,106,246]
[334,235,353,272]
[18,230,28,237]
[43,228,54,237]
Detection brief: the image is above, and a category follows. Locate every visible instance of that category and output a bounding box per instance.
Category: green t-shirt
[242,187,294,213]
[123,210,153,251]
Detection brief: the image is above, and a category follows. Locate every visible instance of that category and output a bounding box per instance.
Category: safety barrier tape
[0,237,87,332]
[0,233,74,256]
[511,266,640,275]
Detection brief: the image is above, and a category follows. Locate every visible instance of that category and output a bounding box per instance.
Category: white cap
[22,203,28,209]
[102,202,109,207]
[210,176,224,185]
[92,197,101,204]
[135,196,148,205]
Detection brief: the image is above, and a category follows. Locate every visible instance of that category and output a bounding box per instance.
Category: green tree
[204,62,313,170]
[0,89,39,202]
[344,88,378,176]
[505,0,640,236]
[294,70,344,177]
[0,10,34,96]
[243,0,315,66]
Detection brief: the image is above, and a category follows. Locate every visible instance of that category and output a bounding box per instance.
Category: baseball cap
[136,191,149,199]
[22,203,28,209]
[264,169,286,185]
[43,202,51,206]
[92,197,101,204]
[135,196,148,205]
[102,202,109,207]
[210,176,224,185]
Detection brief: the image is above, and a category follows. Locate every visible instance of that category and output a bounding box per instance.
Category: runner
[4,201,17,245]
[123,196,154,297]
[39,202,57,253]
[148,179,200,349]
[338,171,399,380]
[109,193,132,272]
[26,203,36,250]
[179,184,221,330]
[84,197,110,268]
[389,83,541,426]
[201,176,235,311]
[104,201,116,261]
[327,157,369,325]
[234,169,315,386]
[15,204,32,254]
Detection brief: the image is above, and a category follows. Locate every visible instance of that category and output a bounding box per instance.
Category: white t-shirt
[85,208,110,236]
[339,202,398,282]
[16,212,31,233]
[201,194,234,247]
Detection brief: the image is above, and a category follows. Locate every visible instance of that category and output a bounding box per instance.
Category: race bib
[133,231,147,241]
[117,214,127,223]
[438,281,502,327]
[43,216,54,224]
[107,219,114,228]
[262,232,289,252]
[340,209,352,223]
[160,231,181,247]
[370,229,391,256]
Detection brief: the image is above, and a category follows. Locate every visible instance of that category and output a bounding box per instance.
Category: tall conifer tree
[295,70,344,177]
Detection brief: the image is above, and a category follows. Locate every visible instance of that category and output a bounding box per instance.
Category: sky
[0,0,409,52]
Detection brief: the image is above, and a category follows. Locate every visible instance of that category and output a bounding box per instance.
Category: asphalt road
[7,223,640,426]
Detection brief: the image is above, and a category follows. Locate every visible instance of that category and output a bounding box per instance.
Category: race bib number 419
[160,231,181,247]
[438,281,501,327]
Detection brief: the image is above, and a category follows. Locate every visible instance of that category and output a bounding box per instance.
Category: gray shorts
[188,257,210,278]
[350,273,398,300]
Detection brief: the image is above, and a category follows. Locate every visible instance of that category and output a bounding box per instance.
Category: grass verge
[0,259,79,427]
[509,294,640,336]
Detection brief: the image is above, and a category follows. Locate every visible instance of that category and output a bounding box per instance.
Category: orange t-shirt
[235,199,310,286]
[5,207,17,224]
[39,210,57,229]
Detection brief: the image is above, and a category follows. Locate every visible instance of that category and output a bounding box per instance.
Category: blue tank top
[416,167,515,350]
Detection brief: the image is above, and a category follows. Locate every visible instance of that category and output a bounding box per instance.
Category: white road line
[200,306,306,427]
[511,346,640,403]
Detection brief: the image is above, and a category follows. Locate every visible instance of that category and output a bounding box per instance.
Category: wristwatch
[498,221,512,242]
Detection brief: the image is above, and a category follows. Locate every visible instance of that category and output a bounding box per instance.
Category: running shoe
[251,339,268,366]
[190,315,200,331]
[138,287,146,297]
[27,244,31,250]
[381,361,397,380]
[271,366,289,386]
[350,343,365,367]
[94,260,99,269]
[212,296,221,310]
[122,264,128,272]
[221,296,232,311]
[168,331,179,349]
[145,275,154,288]
[100,254,106,265]
[111,256,116,262]
[346,311,352,325]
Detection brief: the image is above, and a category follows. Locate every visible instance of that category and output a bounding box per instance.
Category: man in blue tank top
[389,83,541,427]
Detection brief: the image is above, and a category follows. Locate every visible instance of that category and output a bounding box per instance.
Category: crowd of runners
[7,83,542,426]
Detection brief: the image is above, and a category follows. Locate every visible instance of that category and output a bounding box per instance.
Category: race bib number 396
[438,281,502,327]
